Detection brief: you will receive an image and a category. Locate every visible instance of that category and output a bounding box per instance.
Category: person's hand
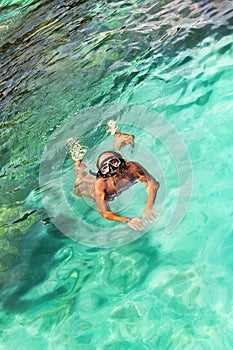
[127,217,145,231]
[142,208,158,223]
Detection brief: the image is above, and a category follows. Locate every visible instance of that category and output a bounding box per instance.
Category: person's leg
[67,139,95,199]
[107,120,135,152]
[114,131,134,151]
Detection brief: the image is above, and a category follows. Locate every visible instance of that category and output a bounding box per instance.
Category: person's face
[99,157,122,176]
[98,152,116,167]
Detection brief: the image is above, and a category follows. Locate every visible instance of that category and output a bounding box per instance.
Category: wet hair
[96,151,124,169]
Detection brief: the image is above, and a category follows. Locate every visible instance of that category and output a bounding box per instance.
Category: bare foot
[66,138,87,161]
[114,131,135,151]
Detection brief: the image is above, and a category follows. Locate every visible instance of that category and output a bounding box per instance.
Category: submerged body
[72,125,159,231]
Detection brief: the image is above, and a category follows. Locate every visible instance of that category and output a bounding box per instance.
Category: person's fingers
[132,224,143,231]
[150,212,157,221]
[133,223,143,230]
[128,218,145,231]
[148,217,156,223]
[151,209,159,216]
[148,215,156,223]
[142,211,157,223]
[130,140,135,149]
[135,219,145,230]
[130,223,139,231]
[145,217,152,223]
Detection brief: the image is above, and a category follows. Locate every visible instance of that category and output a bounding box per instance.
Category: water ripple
[1,0,232,123]
[0,0,233,349]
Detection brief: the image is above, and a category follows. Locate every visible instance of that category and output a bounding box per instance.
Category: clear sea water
[0,0,233,349]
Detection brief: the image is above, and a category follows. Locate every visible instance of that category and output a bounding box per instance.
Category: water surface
[0,0,233,349]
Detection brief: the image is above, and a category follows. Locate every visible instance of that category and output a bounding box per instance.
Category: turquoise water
[0,0,233,349]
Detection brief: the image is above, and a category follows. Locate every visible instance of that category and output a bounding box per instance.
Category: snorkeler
[68,121,159,231]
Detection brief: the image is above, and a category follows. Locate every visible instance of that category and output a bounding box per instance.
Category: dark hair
[96,151,124,169]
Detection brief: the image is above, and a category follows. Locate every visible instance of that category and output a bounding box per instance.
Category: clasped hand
[127,209,158,231]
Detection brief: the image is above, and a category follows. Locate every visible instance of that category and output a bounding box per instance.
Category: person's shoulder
[126,161,141,170]
[126,161,149,177]
[126,161,144,174]
[95,177,107,189]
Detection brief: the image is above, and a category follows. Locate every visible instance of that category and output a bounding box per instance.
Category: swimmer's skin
[113,131,135,151]
[94,162,159,231]
[73,132,159,231]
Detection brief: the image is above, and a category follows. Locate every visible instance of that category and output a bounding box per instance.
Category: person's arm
[130,162,159,222]
[94,179,144,230]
